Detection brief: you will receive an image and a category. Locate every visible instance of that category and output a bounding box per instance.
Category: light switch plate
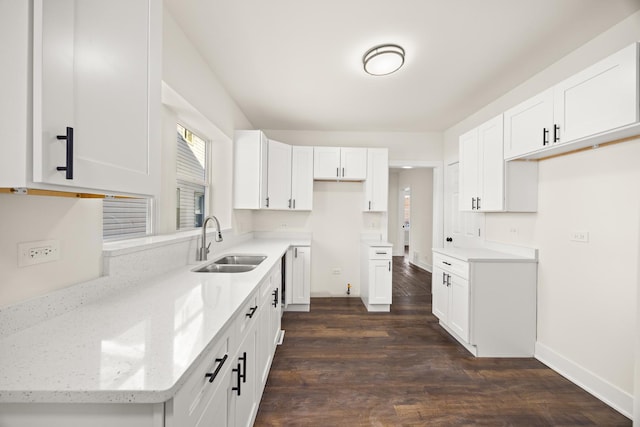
[570,231,589,242]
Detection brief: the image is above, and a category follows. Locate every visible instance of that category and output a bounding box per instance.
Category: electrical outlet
[570,231,589,242]
[18,240,60,267]
[332,268,341,275]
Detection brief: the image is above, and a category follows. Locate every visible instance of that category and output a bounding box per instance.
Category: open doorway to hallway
[388,166,435,272]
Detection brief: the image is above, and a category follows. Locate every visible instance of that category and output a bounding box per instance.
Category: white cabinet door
[431,266,449,322]
[232,326,258,427]
[291,146,313,210]
[291,246,311,305]
[313,147,341,179]
[448,274,470,343]
[458,128,479,211]
[266,140,291,210]
[194,368,230,427]
[340,148,367,181]
[503,89,554,159]
[554,43,639,144]
[364,148,388,212]
[33,0,160,195]
[313,147,366,181]
[233,131,268,209]
[369,259,392,304]
[477,115,504,211]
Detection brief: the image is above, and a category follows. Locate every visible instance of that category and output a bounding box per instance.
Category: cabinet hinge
[11,188,28,195]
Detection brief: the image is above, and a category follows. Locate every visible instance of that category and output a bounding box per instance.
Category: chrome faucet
[197,215,223,261]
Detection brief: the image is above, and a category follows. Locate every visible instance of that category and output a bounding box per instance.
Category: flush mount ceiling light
[363,44,405,76]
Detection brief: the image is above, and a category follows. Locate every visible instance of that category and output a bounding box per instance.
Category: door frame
[389,160,444,253]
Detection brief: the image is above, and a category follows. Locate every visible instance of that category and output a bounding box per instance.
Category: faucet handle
[206,242,212,253]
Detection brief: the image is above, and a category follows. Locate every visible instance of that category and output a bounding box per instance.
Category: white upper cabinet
[266,140,292,210]
[554,43,638,143]
[233,130,269,209]
[363,148,388,212]
[313,147,367,181]
[290,146,314,210]
[32,0,161,195]
[504,43,639,160]
[234,133,314,211]
[504,89,554,159]
[460,114,537,212]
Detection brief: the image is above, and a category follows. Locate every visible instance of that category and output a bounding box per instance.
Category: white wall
[443,11,640,417]
[388,171,400,254]
[0,195,103,308]
[397,169,434,271]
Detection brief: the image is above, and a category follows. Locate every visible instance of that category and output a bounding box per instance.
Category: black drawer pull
[443,261,451,266]
[542,127,549,146]
[553,124,560,142]
[204,354,228,383]
[239,352,247,383]
[272,289,279,307]
[246,306,258,318]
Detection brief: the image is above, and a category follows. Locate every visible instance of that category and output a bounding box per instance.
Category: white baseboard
[409,260,432,273]
[535,342,633,420]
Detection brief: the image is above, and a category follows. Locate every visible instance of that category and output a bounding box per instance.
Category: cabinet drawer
[172,332,230,427]
[433,253,468,280]
[368,247,392,259]
[236,291,260,340]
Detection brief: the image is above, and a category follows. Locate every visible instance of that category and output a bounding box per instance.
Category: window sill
[103,228,231,257]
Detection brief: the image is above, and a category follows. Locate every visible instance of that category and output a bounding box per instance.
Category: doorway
[402,188,411,260]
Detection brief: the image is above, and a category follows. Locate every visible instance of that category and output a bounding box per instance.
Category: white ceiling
[164,0,640,132]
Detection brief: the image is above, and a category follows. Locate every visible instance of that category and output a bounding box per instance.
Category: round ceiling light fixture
[363,44,405,76]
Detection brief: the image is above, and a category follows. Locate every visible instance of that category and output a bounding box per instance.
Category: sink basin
[193,264,257,273]
[213,255,267,265]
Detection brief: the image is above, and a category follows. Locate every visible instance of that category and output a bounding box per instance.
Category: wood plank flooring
[255,256,630,426]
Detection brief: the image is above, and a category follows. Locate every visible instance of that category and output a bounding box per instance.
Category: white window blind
[103,197,149,240]
[176,125,207,230]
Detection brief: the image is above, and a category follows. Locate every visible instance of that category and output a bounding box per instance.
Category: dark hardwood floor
[255,256,630,426]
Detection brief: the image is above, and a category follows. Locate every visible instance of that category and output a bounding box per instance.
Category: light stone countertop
[433,246,537,262]
[0,239,308,404]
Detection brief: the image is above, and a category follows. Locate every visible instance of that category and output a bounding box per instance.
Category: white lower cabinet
[360,243,392,312]
[285,246,311,312]
[431,250,537,357]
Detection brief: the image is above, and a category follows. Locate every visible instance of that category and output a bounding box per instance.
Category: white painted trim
[535,341,633,420]
[409,260,432,273]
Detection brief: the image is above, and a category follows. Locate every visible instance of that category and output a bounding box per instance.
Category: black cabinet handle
[204,354,228,383]
[553,124,560,142]
[446,237,453,242]
[288,199,291,208]
[369,201,371,211]
[442,272,447,285]
[294,247,298,258]
[443,261,451,266]
[542,128,549,146]
[388,261,391,272]
[239,352,247,383]
[272,289,279,307]
[477,197,481,210]
[246,306,258,318]
[232,363,242,396]
[336,167,339,177]
[342,167,345,177]
[266,197,270,208]
[56,126,73,179]
[471,197,476,210]
[293,199,296,209]
[446,274,451,287]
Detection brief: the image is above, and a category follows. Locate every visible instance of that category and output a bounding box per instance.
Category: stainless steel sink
[192,254,267,273]
[193,264,257,273]
[213,255,267,265]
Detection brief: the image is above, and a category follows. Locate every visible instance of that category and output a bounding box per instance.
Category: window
[176,124,208,230]
[103,197,150,240]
